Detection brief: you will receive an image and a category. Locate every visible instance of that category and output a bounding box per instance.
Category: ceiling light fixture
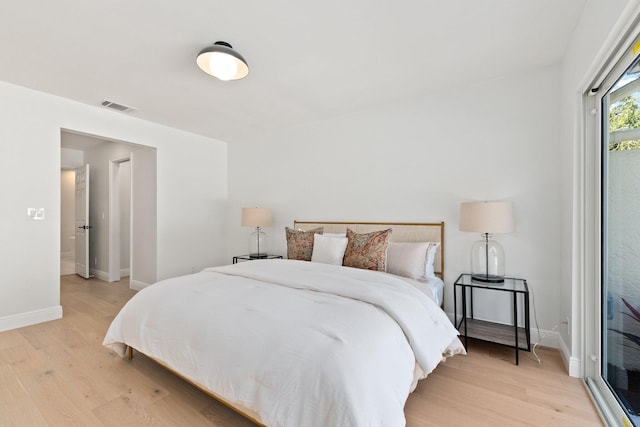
[196,41,249,81]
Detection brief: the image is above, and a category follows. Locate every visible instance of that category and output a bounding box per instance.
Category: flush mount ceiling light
[196,41,249,81]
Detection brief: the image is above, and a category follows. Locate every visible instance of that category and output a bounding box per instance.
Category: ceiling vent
[100,99,136,113]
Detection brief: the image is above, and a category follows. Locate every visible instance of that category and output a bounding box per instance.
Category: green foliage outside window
[609,95,640,151]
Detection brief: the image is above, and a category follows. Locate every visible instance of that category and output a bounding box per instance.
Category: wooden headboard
[293,221,445,278]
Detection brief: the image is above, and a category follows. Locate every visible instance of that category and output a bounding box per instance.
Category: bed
[103,221,464,427]
[292,221,446,307]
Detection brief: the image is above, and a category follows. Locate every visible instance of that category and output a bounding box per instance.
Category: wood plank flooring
[0,275,603,426]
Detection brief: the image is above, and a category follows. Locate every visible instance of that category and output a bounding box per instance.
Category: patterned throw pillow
[343,228,392,271]
[285,227,323,261]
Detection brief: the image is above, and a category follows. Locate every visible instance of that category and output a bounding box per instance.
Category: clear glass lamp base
[249,228,268,258]
[470,235,505,283]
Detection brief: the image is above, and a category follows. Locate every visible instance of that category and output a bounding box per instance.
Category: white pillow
[386,241,440,280]
[311,234,348,265]
[425,242,440,277]
[386,242,430,280]
[323,232,346,238]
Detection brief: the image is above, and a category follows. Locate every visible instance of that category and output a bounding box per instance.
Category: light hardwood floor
[0,275,603,426]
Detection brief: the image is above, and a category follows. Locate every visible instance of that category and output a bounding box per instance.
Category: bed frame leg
[127,346,134,360]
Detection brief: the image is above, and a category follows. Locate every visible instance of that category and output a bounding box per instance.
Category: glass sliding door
[601,48,640,426]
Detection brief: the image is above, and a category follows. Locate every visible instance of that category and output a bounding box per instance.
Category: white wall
[560,0,636,375]
[229,65,563,332]
[0,80,228,332]
[61,147,84,169]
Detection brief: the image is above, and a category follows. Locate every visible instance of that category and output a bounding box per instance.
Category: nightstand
[232,254,283,264]
[453,273,531,365]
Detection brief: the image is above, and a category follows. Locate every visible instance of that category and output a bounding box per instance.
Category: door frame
[108,154,133,283]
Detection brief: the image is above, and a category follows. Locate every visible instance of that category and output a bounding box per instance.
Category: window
[586,32,640,427]
[601,53,640,425]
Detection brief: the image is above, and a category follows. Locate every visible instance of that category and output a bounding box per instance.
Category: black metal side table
[454,273,531,365]
[232,254,283,264]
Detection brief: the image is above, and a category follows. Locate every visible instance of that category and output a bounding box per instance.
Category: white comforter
[103,259,464,427]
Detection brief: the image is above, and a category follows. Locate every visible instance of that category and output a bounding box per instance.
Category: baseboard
[559,334,582,378]
[0,305,63,332]
[90,268,109,281]
[90,268,148,291]
[129,279,150,291]
[531,327,560,349]
[120,268,130,277]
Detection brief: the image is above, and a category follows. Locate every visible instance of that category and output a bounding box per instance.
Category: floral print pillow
[285,227,323,261]
[343,228,392,271]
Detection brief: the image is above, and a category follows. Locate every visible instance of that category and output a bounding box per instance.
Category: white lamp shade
[241,208,272,228]
[459,201,515,234]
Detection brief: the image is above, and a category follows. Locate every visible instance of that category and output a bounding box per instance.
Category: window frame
[583,26,640,427]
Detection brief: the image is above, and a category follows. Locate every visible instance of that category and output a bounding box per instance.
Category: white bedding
[103,259,464,427]
[427,275,445,306]
[397,274,444,307]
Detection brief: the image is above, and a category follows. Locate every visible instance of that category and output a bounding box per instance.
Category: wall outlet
[94,257,98,266]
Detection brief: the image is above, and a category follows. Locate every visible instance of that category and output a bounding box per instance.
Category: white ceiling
[1,0,586,143]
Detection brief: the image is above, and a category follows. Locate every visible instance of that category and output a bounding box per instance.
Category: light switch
[27,208,45,220]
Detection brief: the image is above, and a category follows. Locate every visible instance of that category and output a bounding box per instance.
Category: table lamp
[241,207,272,258]
[459,201,515,283]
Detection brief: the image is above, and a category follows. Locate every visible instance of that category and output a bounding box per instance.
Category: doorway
[60,157,133,282]
[60,129,157,288]
[600,49,640,424]
[584,32,640,427]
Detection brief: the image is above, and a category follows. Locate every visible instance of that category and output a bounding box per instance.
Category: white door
[75,164,91,278]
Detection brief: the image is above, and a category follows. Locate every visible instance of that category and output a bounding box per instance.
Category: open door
[75,164,91,278]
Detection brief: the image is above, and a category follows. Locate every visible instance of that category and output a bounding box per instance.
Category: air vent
[100,99,136,113]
